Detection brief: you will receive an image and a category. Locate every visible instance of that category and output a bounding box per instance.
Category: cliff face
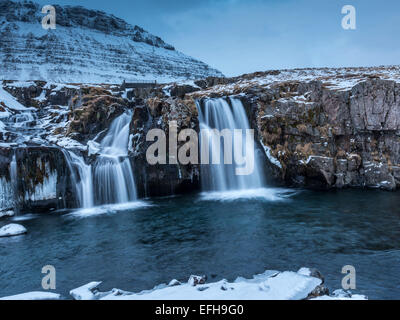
[254,79,400,190]
[187,66,400,190]
[0,0,223,83]
[1,65,400,214]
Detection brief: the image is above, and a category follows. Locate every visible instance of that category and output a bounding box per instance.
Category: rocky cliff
[0,0,223,83]
[1,65,400,215]
[187,66,400,190]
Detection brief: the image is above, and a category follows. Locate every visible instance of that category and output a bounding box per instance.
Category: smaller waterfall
[63,111,137,209]
[93,111,137,205]
[9,154,18,212]
[197,98,265,192]
[65,151,94,208]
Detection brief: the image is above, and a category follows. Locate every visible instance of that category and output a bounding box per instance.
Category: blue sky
[32,0,400,76]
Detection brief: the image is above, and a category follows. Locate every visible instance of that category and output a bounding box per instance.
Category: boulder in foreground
[0,224,27,237]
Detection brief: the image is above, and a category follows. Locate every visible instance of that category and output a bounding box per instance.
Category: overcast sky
[32,0,400,76]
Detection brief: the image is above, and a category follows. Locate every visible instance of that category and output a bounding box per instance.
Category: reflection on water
[0,189,399,299]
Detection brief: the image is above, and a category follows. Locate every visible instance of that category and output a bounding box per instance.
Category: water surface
[0,189,399,299]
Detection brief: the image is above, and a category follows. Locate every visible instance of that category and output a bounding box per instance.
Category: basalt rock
[0,146,76,214]
[129,96,200,197]
[67,87,128,142]
[251,78,400,190]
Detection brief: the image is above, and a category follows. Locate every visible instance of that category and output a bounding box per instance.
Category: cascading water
[9,154,18,211]
[93,111,137,205]
[62,111,138,209]
[197,97,265,192]
[63,150,94,208]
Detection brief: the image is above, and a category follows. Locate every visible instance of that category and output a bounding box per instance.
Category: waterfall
[93,111,137,205]
[10,154,18,209]
[64,151,94,208]
[63,111,137,209]
[197,97,265,192]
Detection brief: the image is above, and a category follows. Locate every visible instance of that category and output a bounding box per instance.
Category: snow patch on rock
[0,223,27,237]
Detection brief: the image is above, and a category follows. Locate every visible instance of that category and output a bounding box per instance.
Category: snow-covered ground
[0,292,60,300]
[189,65,400,97]
[0,86,30,111]
[0,267,366,300]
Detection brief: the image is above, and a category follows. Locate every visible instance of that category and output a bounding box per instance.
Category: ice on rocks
[0,210,14,218]
[0,224,27,237]
[188,275,207,286]
[69,281,103,300]
[168,279,181,287]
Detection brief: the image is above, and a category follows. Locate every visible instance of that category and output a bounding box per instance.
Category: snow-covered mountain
[0,0,223,83]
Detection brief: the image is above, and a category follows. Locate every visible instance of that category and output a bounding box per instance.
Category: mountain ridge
[0,0,224,83]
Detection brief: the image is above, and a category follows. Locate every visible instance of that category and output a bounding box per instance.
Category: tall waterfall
[65,111,137,208]
[197,98,265,192]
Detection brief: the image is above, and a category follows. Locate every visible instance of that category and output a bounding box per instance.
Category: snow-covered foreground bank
[0,292,60,300]
[0,268,367,300]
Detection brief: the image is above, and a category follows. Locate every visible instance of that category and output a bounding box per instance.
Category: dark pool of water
[0,189,399,299]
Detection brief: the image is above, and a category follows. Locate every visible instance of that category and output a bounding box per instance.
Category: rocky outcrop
[0,146,75,214]
[129,96,200,197]
[254,79,400,190]
[67,87,129,142]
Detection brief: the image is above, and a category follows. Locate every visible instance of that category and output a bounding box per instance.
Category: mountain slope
[0,0,223,83]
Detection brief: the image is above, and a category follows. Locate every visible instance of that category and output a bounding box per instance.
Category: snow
[189,66,400,98]
[311,294,366,300]
[5,81,37,88]
[297,267,312,276]
[34,90,47,102]
[66,269,329,301]
[70,282,103,300]
[51,136,87,151]
[0,224,27,237]
[0,268,367,300]
[0,210,14,218]
[0,19,222,84]
[260,140,282,169]
[299,155,333,166]
[88,140,101,156]
[99,270,322,300]
[99,269,367,300]
[0,292,61,300]
[311,289,367,300]
[0,86,29,111]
